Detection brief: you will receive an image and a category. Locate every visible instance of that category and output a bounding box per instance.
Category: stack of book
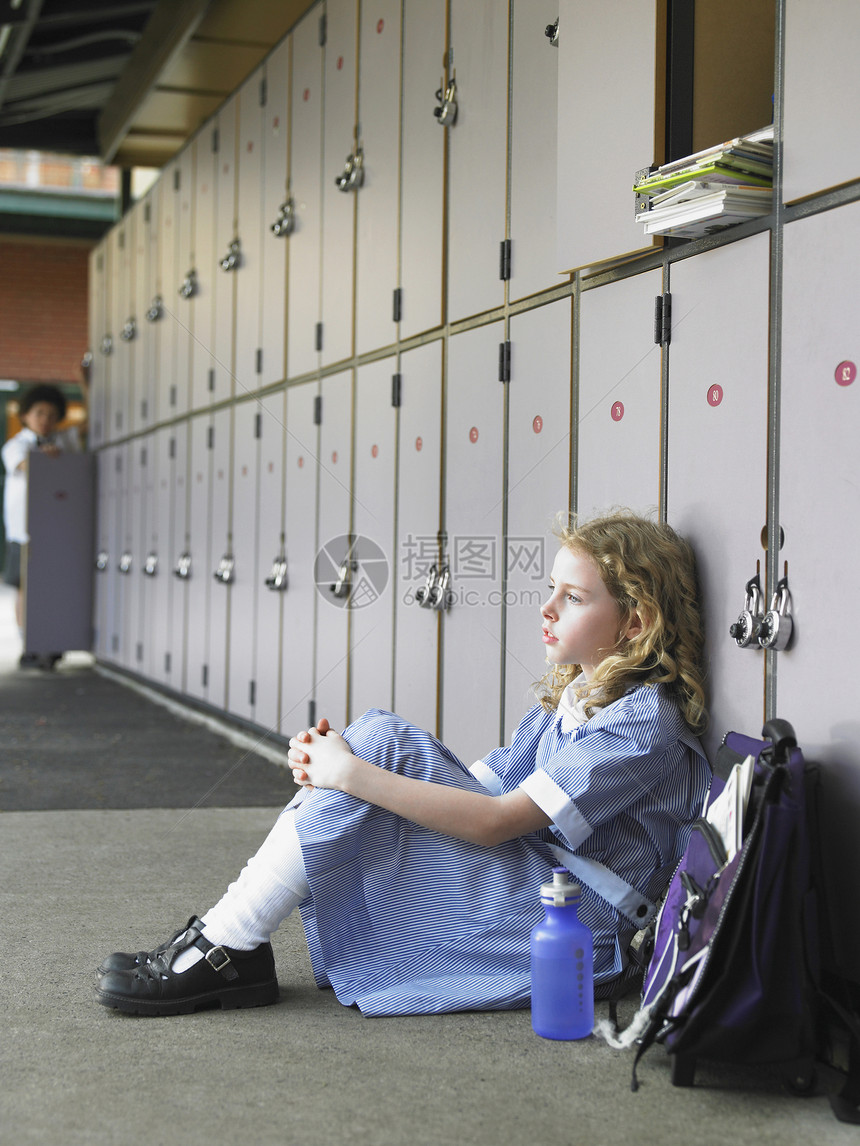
[634,125,774,238]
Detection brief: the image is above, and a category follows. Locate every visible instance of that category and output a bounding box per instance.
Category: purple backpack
[631,719,860,1122]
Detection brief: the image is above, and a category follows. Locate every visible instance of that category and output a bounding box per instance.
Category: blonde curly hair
[535,510,708,735]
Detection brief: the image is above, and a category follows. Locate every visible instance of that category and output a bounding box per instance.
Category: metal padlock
[174,552,191,580]
[271,197,296,236]
[758,577,793,651]
[330,557,356,599]
[433,78,457,126]
[428,563,453,611]
[265,555,288,591]
[214,554,235,584]
[415,564,438,608]
[144,552,158,577]
[335,147,364,191]
[219,238,241,272]
[729,572,764,648]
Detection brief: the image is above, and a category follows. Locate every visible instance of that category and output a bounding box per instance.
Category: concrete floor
[0,584,855,1146]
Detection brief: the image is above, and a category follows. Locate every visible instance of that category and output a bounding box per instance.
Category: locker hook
[729,570,764,649]
[545,18,559,46]
[179,268,198,299]
[758,573,793,651]
[220,238,242,272]
[335,146,364,192]
[120,316,137,342]
[433,77,457,127]
[271,197,296,236]
[146,295,164,322]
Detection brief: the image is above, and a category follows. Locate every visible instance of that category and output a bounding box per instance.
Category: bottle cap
[539,866,581,906]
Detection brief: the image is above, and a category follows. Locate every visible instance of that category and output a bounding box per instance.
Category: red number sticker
[298,456,304,468]
[533,415,543,434]
[332,451,338,464]
[371,444,379,458]
[337,56,344,70]
[611,402,624,422]
[303,88,310,102]
[377,18,384,33]
[415,436,423,452]
[836,361,857,387]
[469,426,479,444]
[707,384,723,407]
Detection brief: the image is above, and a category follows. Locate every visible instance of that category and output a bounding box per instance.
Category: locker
[212,97,239,405]
[280,380,319,738]
[119,436,145,671]
[92,446,116,656]
[189,133,213,411]
[393,340,443,733]
[108,223,131,440]
[287,6,324,380]
[779,203,860,978]
[184,413,214,702]
[156,159,179,422]
[110,443,130,664]
[313,369,353,730]
[129,196,148,435]
[235,68,265,397]
[556,0,659,272]
[207,406,233,709]
[504,299,572,740]
[88,244,108,449]
[398,0,446,341]
[350,357,398,718]
[131,435,156,675]
[149,426,175,687]
[166,422,190,692]
[259,37,291,388]
[227,400,261,721]
[666,231,770,761]
[783,0,860,204]
[509,0,559,301]
[136,190,158,431]
[441,321,505,764]
[173,146,195,417]
[354,0,402,356]
[576,269,663,519]
[447,0,509,322]
[254,390,287,731]
[320,0,359,367]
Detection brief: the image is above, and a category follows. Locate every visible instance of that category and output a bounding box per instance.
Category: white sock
[172,809,310,973]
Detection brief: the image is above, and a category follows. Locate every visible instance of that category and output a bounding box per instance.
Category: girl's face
[541,546,641,680]
[23,401,61,439]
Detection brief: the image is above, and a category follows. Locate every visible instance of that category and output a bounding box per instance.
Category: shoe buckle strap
[204,945,239,981]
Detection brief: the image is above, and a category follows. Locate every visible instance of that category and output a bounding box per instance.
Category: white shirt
[1,426,82,543]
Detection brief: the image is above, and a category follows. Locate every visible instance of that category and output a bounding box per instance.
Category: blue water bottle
[530,866,594,1040]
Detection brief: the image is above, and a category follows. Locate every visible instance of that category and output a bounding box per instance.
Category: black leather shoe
[95,920,279,1015]
[98,916,204,975]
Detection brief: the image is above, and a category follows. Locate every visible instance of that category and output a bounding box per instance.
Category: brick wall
[0,238,91,384]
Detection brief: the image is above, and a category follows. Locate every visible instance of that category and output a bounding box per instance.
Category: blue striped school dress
[290,683,710,1016]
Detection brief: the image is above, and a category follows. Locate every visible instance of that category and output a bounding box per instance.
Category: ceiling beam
[97,0,212,163]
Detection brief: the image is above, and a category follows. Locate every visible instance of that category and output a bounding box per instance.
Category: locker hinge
[208,368,215,392]
[255,412,262,438]
[249,680,256,707]
[165,652,171,674]
[654,293,672,346]
[309,699,317,726]
[318,14,326,46]
[170,384,177,407]
[256,348,263,374]
[212,127,219,153]
[259,76,267,107]
[498,341,512,383]
[313,395,322,425]
[499,239,512,281]
[391,373,402,408]
[169,436,176,460]
[315,322,323,352]
[202,665,209,688]
[208,425,214,449]
[392,288,402,323]
[144,201,151,223]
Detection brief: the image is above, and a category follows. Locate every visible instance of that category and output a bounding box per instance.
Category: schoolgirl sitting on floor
[95,510,711,1017]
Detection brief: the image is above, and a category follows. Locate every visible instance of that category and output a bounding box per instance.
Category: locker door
[260,38,290,388]
[212,98,239,404]
[227,400,260,721]
[150,426,175,687]
[509,0,559,302]
[111,443,130,664]
[171,144,193,418]
[287,6,324,380]
[779,203,860,978]
[399,0,445,341]
[354,0,401,356]
[236,69,265,397]
[130,197,148,434]
[350,357,397,718]
[314,369,353,730]
[207,406,233,708]
[577,269,663,519]
[666,232,770,760]
[447,0,509,322]
[393,340,443,732]
[167,422,189,692]
[189,132,214,411]
[137,190,158,431]
[92,447,115,656]
[255,390,287,731]
[88,245,108,448]
[556,0,658,271]
[132,435,155,676]
[185,413,213,702]
[504,299,572,738]
[107,225,126,441]
[320,0,358,367]
[783,0,860,203]
[441,321,505,764]
[280,380,319,738]
[112,217,134,439]
[157,161,178,423]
